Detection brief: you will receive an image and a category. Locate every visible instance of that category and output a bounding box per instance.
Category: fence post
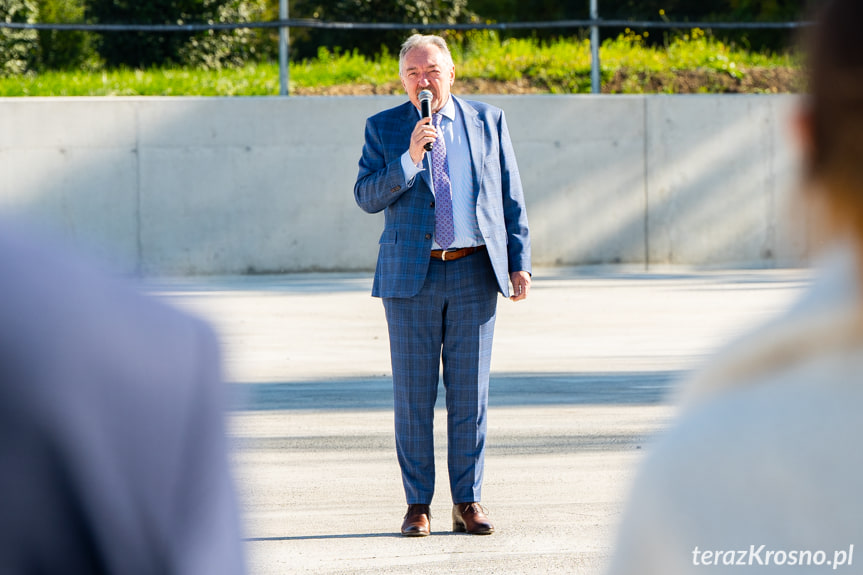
[279,0,289,96]
[590,0,600,94]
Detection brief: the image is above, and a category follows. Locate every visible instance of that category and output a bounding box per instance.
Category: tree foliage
[36,0,95,70]
[1,0,38,75]
[465,0,808,23]
[467,0,810,51]
[86,0,199,68]
[85,0,266,69]
[178,0,269,69]
[290,0,475,59]
[16,0,813,74]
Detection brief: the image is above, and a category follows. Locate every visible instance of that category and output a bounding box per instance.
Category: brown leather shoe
[452,502,495,535]
[401,504,431,537]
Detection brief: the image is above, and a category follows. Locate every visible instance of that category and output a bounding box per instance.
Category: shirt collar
[438,95,456,121]
[415,95,456,121]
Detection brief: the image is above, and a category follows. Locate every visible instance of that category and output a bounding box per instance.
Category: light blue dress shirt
[400,96,483,250]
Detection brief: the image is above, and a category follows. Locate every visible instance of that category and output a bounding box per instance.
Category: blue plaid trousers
[383,252,499,505]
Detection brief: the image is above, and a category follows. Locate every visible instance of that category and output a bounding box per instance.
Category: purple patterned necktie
[431,113,455,250]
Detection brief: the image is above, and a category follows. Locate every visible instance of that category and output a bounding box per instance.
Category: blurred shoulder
[0,219,216,373]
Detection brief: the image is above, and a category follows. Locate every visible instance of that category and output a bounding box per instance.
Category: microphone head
[417,90,434,150]
[418,89,434,127]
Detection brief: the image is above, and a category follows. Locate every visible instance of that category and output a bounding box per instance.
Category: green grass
[455,29,801,93]
[0,64,283,96]
[602,27,797,73]
[0,30,802,97]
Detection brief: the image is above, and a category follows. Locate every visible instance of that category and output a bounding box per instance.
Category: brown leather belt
[430,245,486,262]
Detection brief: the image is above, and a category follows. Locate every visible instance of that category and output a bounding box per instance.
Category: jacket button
[430,201,435,208]
[424,233,432,240]
[390,185,401,193]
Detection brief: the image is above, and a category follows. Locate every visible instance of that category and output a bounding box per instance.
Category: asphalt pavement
[151,265,810,575]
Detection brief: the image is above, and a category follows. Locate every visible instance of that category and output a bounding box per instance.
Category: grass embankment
[0,30,803,96]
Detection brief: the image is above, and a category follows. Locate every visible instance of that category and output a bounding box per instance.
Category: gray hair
[398,34,454,76]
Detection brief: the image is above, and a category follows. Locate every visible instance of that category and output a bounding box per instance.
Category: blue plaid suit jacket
[355,96,531,299]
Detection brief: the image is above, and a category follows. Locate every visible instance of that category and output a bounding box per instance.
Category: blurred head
[399,34,455,114]
[801,0,863,243]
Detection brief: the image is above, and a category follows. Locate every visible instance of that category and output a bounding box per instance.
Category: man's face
[401,44,455,114]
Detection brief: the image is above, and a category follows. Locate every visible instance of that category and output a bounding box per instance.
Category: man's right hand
[409,116,438,165]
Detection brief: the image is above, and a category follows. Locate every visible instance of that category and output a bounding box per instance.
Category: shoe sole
[452,522,494,535]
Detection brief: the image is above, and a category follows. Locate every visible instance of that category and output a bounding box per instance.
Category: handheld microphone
[418,90,433,151]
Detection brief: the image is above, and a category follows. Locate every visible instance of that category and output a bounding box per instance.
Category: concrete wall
[0,95,806,275]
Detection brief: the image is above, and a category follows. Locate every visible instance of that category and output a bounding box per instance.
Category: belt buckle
[441,250,448,261]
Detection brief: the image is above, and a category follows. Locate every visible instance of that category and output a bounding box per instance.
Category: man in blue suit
[355,34,531,537]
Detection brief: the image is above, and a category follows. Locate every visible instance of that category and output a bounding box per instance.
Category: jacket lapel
[454,96,485,193]
[391,102,417,155]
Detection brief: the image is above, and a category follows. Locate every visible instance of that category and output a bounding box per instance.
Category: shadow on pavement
[245,533,402,542]
[229,370,682,412]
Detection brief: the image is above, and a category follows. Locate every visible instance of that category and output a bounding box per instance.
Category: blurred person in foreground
[607,1,863,573]
[354,34,531,536]
[0,220,245,574]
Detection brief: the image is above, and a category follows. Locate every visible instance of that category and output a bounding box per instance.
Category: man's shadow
[246,532,467,541]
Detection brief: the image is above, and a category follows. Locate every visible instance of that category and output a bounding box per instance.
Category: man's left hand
[510,271,531,302]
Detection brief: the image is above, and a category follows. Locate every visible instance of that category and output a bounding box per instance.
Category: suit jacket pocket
[379,229,397,245]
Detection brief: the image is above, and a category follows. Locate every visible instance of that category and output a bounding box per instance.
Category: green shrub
[87,0,197,68]
[290,0,475,60]
[466,0,807,52]
[86,0,266,69]
[0,29,804,95]
[1,0,38,75]
[178,0,269,69]
[35,0,97,70]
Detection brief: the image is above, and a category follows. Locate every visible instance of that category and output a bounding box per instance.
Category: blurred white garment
[608,243,863,574]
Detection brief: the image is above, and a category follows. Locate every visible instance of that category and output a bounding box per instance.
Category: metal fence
[2,0,812,96]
